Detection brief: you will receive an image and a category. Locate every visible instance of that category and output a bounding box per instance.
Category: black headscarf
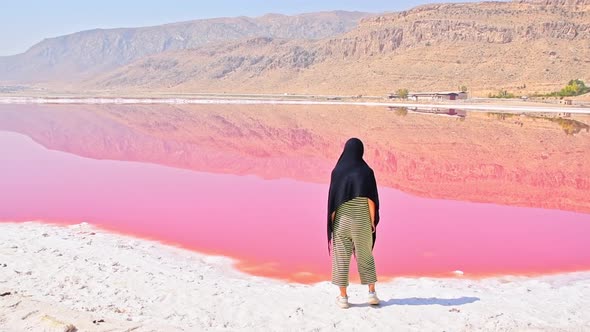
[327,138,380,252]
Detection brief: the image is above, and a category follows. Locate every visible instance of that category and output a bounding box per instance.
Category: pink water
[1,127,589,283]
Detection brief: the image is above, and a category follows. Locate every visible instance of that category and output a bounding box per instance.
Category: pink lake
[1,104,589,283]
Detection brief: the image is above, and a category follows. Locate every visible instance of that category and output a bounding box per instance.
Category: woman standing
[327,138,380,309]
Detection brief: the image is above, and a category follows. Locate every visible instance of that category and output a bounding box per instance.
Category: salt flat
[1,222,589,331]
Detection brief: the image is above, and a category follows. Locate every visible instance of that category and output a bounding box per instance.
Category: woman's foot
[336,295,350,309]
[368,291,380,305]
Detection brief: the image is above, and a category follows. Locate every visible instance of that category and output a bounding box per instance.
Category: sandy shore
[1,222,589,331]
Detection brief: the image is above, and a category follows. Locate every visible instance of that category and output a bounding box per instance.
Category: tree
[397,88,409,99]
[460,85,468,93]
[559,79,588,96]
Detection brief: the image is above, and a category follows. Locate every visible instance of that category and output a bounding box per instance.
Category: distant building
[408,92,468,101]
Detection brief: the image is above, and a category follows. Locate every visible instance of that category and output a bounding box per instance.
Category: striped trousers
[331,197,377,287]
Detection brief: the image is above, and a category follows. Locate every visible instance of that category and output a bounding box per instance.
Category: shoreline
[1,95,590,114]
[2,221,589,331]
[10,220,589,284]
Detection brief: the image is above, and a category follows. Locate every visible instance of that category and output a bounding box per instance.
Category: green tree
[397,88,409,99]
[559,79,588,97]
[460,85,468,93]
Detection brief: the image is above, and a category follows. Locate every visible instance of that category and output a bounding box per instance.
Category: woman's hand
[368,198,376,233]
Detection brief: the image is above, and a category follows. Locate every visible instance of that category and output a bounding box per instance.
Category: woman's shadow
[351,296,480,308]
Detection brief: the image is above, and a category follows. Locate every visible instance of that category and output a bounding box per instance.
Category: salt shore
[0,96,589,114]
[1,222,589,331]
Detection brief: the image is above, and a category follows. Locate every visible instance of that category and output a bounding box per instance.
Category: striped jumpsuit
[331,196,377,287]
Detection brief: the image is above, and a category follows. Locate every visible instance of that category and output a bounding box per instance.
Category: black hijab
[327,138,380,252]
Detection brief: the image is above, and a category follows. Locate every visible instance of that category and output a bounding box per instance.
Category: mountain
[89,0,590,96]
[2,1,590,96]
[0,11,369,83]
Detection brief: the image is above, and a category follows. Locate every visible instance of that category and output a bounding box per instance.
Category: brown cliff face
[519,0,590,6]
[1,104,588,214]
[343,1,590,46]
[87,1,590,96]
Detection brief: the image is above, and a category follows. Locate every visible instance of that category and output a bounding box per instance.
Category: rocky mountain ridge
[2,1,589,95]
[88,0,590,95]
[0,11,368,82]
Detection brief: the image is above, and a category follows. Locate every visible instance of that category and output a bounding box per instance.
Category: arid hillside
[1,1,589,96]
[88,0,590,96]
[0,11,368,83]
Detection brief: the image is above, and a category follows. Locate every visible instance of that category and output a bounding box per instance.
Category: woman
[327,137,380,309]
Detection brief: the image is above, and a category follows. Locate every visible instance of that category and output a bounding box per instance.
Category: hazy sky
[0,0,483,56]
